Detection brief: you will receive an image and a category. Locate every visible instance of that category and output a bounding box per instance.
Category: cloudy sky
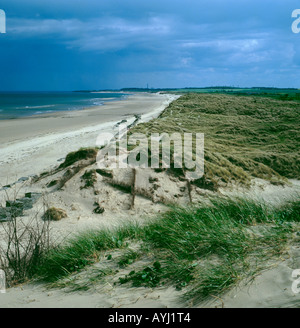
[0,0,300,90]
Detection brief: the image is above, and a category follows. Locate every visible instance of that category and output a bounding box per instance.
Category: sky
[0,0,300,91]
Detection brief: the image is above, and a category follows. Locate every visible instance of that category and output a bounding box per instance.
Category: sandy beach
[0,93,179,186]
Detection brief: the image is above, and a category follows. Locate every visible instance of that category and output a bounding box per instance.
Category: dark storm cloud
[0,0,299,90]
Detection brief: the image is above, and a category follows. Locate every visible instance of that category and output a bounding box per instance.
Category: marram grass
[130,93,300,188]
[33,197,300,304]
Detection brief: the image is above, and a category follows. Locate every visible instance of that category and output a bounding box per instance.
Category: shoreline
[0,92,141,122]
[0,91,132,121]
[0,92,180,186]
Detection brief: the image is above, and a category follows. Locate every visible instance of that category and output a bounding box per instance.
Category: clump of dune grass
[35,224,143,282]
[129,93,300,188]
[140,198,296,304]
[117,249,142,268]
[33,197,299,304]
[59,147,98,169]
[0,196,52,286]
[43,207,67,221]
[80,169,97,189]
[34,147,99,184]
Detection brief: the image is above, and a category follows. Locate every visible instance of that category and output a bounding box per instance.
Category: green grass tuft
[59,147,98,169]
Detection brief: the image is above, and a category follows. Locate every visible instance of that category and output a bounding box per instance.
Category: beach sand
[0,93,178,186]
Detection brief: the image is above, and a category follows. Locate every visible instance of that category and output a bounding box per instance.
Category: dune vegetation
[33,197,300,305]
[131,93,300,189]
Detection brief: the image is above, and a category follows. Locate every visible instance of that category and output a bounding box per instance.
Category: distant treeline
[74,86,299,93]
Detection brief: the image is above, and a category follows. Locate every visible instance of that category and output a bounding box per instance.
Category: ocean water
[0,92,129,119]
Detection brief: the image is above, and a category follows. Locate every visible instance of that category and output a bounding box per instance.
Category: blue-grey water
[0,92,128,120]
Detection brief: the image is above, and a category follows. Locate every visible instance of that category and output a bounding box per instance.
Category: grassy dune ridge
[131,93,300,188]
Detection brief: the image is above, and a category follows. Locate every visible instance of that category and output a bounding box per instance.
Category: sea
[0,91,129,120]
